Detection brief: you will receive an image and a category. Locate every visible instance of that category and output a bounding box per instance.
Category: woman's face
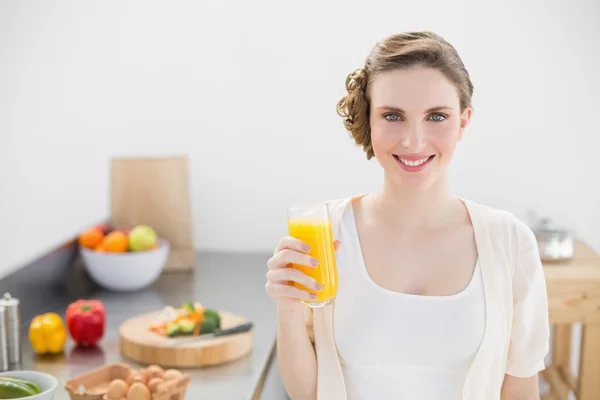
[369,66,472,191]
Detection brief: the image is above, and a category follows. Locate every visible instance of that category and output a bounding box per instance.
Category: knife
[165,322,253,347]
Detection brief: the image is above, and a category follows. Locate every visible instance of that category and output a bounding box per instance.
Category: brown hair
[336,31,474,159]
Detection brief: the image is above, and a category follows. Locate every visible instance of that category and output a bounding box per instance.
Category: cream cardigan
[303,195,550,400]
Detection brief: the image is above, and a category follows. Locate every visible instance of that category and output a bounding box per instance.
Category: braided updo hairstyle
[336,31,474,160]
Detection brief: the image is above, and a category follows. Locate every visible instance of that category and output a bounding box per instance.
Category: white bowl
[0,370,58,399]
[80,239,170,292]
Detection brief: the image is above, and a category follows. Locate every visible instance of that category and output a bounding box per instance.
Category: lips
[393,154,435,172]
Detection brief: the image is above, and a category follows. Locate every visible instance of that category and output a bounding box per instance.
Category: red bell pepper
[65,300,106,346]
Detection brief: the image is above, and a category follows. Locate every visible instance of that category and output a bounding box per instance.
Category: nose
[401,125,425,152]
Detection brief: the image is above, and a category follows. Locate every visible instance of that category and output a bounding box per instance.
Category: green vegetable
[178,319,196,335]
[0,379,38,398]
[166,321,180,337]
[182,301,194,316]
[203,309,221,329]
[200,318,216,334]
[0,377,41,394]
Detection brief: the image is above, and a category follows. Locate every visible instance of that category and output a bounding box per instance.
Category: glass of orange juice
[286,203,338,308]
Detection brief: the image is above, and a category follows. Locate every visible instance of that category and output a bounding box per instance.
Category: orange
[103,231,128,253]
[79,228,104,250]
[94,242,107,252]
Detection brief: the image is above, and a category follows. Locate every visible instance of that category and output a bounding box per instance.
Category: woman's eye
[428,113,447,122]
[384,114,402,122]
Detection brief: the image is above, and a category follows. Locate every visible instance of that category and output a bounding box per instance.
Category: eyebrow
[375,105,453,113]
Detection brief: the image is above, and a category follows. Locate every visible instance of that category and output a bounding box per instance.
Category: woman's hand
[266,236,339,311]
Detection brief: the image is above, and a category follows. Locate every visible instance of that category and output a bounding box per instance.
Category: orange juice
[287,216,338,307]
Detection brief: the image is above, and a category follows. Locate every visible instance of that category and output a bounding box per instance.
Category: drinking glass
[286,203,338,307]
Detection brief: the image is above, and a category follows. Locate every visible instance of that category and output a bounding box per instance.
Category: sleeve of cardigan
[505,219,551,377]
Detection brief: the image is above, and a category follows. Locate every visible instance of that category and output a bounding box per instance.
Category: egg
[126,371,146,386]
[126,382,151,400]
[163,369,182,381]
[146,377,164,393]
[107,379,128,399]
[156,382,166,393]
[146,364,164,379]
[138,368,150,383]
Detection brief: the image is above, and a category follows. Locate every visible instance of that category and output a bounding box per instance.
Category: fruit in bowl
[78,228,104,251]
[95,224,113,236]
[78,224,169,292]
[128,225,158,252]
[78,224,160,254]
[80,239,170,292]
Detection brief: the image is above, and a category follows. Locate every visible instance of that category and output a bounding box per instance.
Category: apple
[128,225,158,252]
[94,224,113,236]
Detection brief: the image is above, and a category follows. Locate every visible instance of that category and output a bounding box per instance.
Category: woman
[266,31,550,400]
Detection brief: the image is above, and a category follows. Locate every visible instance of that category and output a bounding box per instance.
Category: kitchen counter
[18,251,279,400]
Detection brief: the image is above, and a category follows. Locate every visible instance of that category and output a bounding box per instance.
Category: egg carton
[64,362,190,400]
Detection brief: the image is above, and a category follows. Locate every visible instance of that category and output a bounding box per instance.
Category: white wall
[1,0,599,279]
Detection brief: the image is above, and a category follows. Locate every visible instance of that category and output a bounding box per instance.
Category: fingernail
[303,244,311,252]
[310,293,317,299]
[311,258,319,267]
[314,283,323,291]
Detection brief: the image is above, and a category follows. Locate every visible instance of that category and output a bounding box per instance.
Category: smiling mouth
[393,154,435,167]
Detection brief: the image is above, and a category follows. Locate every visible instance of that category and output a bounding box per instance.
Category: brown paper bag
[109,156,196,273]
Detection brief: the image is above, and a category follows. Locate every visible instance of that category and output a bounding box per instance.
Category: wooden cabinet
[542,241,600,400]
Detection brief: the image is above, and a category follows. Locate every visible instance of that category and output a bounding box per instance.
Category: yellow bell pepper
[28,312,67,355]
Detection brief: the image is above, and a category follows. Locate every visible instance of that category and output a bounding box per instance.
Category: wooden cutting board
[119,310,252,368]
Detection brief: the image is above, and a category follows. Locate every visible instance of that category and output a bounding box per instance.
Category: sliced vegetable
[0,377,41,394]
[200,318,216,334]
[0,379,38,398]
[148,301,220,338]
[166,322,180,337]
[182,301,194,316]
[178,319,196,335]
[158,306,178,322]
[203,309,221,329]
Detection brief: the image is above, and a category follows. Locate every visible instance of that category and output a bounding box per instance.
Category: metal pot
[533,218,575,262]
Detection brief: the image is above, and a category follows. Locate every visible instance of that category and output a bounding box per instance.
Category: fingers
[275,236,311,253]
[267,268,323,292]
[265,280,317,301]
[265,236,340,303]
[274,236,340,254]
[267,248,318,270]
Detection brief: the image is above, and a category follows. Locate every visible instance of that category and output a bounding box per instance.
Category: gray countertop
[18,251,279,400]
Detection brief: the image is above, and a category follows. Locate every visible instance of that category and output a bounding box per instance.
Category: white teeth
[398,156,430,166]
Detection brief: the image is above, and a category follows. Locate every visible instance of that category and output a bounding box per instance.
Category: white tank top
[333,205,486,400]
